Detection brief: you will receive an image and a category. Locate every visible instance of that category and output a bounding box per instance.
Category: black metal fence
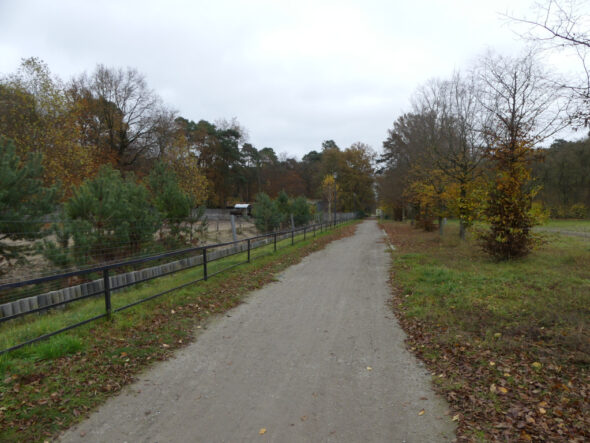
[0,218,353,355]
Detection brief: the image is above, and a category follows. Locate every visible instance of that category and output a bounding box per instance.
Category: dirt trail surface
[60,221,455,443]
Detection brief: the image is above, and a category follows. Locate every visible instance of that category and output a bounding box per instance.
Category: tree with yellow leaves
[413,71,486,239]
[321,174,340,222]
[405,168,451,233]
[477,51,567,259]
[0,58,101,195]
[162,128,209,205]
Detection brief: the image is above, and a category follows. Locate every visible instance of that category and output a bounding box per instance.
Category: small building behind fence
[230,203,252,217]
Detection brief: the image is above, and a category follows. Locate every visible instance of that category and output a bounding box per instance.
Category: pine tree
[148,161,193,239]
[59,165,160,264]
[252,193,281,233]
[0,137,57,271]
[291,197,311,227]
[275,190,290,227]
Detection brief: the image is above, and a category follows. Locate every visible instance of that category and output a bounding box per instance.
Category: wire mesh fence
[0,211,354,287]
[0,216,355,355]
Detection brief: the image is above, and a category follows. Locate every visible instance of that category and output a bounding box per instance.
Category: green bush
[148,162,193,240]
[547,204,588,219]
[39,213,73,267]
[569,203,588,219]
[276,190,290,228]
[43,166,160,265]
[252,193,282,233]
[291,196,311,226]
[0,137,57,271]
[70,166,160,262]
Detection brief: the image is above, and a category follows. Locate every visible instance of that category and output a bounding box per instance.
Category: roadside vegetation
[381,221,589,442]
[537,219,590,234]
[0,58,376,285]
[0,222,357,442]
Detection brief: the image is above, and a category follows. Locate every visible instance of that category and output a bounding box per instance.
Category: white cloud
[0,0,579,157]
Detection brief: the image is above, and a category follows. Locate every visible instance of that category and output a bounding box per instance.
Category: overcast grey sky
[0,0,577,158]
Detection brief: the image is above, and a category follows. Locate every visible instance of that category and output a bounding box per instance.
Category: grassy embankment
[381,221,589,442]
[0,222,358,442]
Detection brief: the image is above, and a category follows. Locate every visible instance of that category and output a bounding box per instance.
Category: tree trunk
[459,184,467,241]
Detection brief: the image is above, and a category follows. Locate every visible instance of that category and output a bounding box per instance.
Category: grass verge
[539,219,590,234]
[0,229,316,354]
[381,221,589,442]
[0,222,358,442]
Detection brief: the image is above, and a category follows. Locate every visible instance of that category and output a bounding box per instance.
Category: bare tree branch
[505,0,590,126]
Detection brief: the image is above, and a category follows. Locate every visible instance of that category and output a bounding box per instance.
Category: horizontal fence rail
[0,216,355,355]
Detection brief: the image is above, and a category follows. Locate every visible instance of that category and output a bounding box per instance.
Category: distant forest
[376,49,590,240]
[533,138,590,218]
[0,58,376,214]
[2,56,589,229]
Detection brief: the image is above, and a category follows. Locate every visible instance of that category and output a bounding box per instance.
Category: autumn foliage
[480,141,539,259]
[0,58,102,193]
[0,58,378,271]
[0,58,376,213]
[378,51,569,261]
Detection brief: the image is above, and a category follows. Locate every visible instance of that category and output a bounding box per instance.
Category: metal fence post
[274,232,277,252]
[291,229,294,245]
[203,248,208,281]
[103,269,112,321]
[313,224,316,237]
[304,227,306,240]
[247,239,251,263]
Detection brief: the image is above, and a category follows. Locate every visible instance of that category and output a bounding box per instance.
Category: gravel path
[534,227,590,238]
[60,220,455,443]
